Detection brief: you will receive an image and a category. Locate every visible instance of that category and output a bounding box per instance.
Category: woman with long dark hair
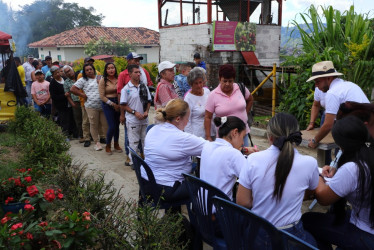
[236,112,318,246]
[71,64,108,151]
[302,116,374,249]
[99,62,122,155]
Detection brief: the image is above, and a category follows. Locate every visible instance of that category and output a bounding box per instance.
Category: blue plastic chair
[183,173,228,249]
[128,146,189,210]
[212,196,280,250]
[279,229,318,250]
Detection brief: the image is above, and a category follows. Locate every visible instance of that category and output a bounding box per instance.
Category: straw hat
[306,61,343,82]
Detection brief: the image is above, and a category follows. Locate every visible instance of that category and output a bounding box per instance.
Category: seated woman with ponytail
[143,99,207,202]
[200,116,258,200]
[236,112,318,246]
[302,116,374,249]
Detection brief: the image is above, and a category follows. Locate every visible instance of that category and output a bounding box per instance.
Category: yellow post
[272,63,277,117]
[251,71,273,96]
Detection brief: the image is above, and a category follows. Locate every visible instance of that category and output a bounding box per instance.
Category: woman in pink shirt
[204,64,253,146]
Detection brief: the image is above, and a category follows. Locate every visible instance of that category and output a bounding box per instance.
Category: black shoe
[84,141,91,147]
[99,138,106,144]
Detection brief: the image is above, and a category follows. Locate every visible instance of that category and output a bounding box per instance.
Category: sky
[2,0,374,31]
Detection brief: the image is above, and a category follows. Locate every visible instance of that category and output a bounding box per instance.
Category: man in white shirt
[120,65,152,167]
[23,55,35,105]
[307,61,369,148]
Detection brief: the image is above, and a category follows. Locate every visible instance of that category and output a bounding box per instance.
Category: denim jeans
[254,220,317,249]
[102,98,120,144]
[26,81,33,105]
[302,210,374,249]
[34,103,51,118]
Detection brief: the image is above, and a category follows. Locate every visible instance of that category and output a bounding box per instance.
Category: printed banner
[212,21,256,52]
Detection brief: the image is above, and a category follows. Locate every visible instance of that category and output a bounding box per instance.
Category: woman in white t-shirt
[302,116,374,249]
[200,116,257,200]
[237,113,318,247]
[184,67,215,138]
[143,99,207,204]
[71,64,108,151]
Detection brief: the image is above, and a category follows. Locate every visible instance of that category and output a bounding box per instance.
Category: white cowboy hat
[306,61,343,82]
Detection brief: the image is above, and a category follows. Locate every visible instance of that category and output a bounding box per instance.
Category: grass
[0,131,23,179]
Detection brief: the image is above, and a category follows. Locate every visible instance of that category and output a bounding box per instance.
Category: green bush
[143,63,158,86]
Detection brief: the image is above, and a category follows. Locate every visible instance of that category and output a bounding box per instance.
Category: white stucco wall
[36,45,160,63]
[159,24,212,62]
[133,46,159,63]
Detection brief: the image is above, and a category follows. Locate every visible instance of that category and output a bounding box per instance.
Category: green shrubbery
[0,107,187,249]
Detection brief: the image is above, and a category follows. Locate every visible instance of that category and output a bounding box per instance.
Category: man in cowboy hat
[307,61,369,149]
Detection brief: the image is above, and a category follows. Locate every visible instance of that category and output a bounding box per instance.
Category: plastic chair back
[183,174,229,248]
[128,146,161,205]
[212,196,280,250]
[279,229,318,250]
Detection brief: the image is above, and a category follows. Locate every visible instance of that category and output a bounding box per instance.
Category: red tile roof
[29,26,159,48]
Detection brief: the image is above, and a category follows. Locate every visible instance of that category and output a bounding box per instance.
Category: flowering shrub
[0,168,34,205]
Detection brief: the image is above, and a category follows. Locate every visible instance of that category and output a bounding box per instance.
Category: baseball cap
[84,57,95,63]
[127,52,143,60]
[27,55,34,59]
[45,56,52,61]
[34,69,44,75]
[50,65,60,73]
[158,61,176,73]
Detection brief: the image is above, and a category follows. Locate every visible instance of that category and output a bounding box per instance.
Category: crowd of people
[3,53,374,248]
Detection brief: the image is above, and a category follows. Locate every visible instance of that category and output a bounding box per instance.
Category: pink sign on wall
[213,21,256,51]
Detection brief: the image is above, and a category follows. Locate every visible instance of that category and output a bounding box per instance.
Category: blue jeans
[102,98,120,144]
[302,210,374,249]
[320,111,332,164]
[26,81,33,105]
[243,134,249,147]
[34,103,51,118]
[254,220,317,249]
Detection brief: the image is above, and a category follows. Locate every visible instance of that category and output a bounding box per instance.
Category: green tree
[279,5,374,128]
[5,0,104,56]
[84,37,133,57]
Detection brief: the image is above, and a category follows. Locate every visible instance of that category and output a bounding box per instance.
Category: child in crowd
[31,70,51,118]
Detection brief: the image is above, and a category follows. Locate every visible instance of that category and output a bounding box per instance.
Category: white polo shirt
[120,81,151,125]
[314,87,326,109]
[200,138,246,200]
[239,145,319,227]
[142,122,207,186]
[325,78,369,115]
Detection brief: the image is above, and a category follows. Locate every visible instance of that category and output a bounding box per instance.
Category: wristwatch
[311,138,318,145]
[131,110,135,114]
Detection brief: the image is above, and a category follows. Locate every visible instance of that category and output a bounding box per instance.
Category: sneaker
[106,145,112,155]
[94,143,103,151]
[99,138,106,144]
[84,141,91,147]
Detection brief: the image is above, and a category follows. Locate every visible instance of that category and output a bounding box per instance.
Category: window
[57,48,60,51]
[57,55,62,61]
[139,54,147,64]
[41,54,44,59]
[40,48,43,51]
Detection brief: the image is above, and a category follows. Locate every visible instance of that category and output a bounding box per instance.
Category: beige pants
[85,107,108,143]
[82,106,106,141]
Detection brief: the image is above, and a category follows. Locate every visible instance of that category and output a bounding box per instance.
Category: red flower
[18,230,24,235]
[14,178,22,186]
[51,240,62,249]
[57,193,63,200]
[17,168,26,173]
[24,176,32,183]
[26,232,33,240]
[82,212,91,221]
[1,216,10,224]
[43,189,55,202]
[11,232,16,236]
[10,223,23,231]
[27,168,32,172]
[27,185,39,197]
[5,197,14,205]
[24,204,35,211]
[24,199,30,204]
[8,177,14,181]
[39,221,48,227]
